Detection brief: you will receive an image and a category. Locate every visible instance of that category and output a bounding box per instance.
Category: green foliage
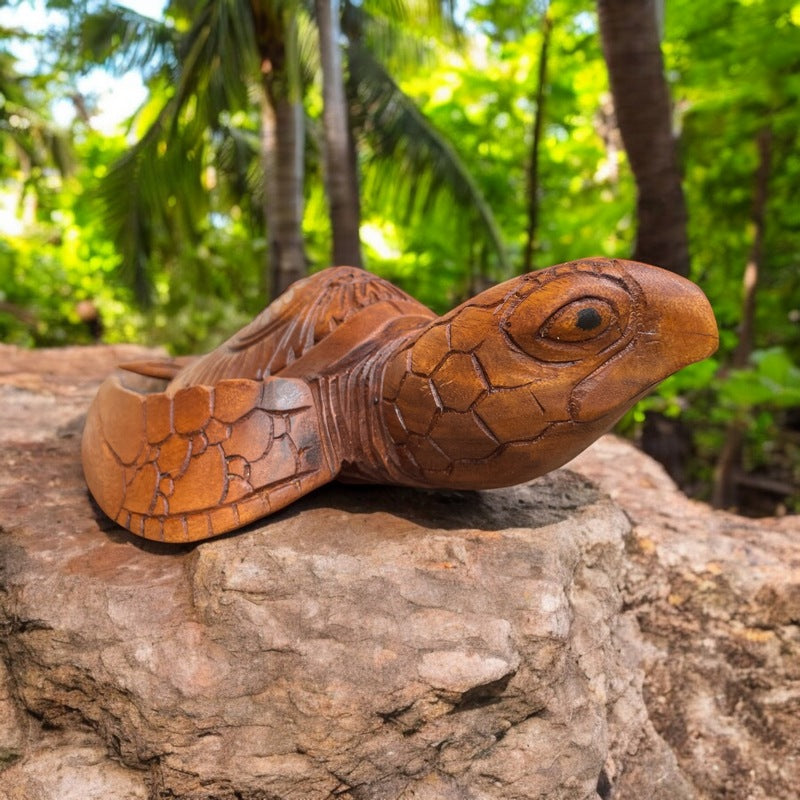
[0,135,136,345]
[2,0,800,511]
[358,0,636,305]
[349,40,510,280]
[722,348,800,410]
[660,0,800,506]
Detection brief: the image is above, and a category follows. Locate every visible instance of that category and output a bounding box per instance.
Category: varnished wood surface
[82,259,718,542]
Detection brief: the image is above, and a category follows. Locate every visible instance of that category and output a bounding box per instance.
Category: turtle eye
[502,271,634,362]
[540,298,616,343]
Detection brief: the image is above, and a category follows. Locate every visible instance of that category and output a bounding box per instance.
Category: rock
[0,658,27,767]
[0,344,797,799]
[568,437,800,800]
[0,733,148,800]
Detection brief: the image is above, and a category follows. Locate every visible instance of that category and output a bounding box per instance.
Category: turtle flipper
[82,374,338,542]
[166,267,434,392]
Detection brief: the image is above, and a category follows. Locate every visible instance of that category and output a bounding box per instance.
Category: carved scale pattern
[82,260,718,541]
[378,261,641,488]
[85,377,332,541]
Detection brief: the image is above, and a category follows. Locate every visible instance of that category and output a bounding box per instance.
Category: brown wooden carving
[82,259,718,542]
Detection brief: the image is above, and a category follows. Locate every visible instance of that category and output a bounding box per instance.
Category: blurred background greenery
[1,0,799,514]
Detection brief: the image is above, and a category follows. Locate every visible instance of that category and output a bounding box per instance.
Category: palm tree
[251,2,310,295]
[74,0,291,300]
[521,5,552,275]
[315,0,363,267]
[68,0,508,303]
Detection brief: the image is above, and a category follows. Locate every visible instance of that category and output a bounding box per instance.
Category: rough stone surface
[0,658,27,766]
[0,344,797,799]
[0,733,149,800]
[568,438,800,800]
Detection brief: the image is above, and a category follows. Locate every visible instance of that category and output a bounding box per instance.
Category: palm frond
[348,42,510,276]
[95,0,263,302]
[213,118,262,213]
[296,7,320,89]
[0,64,74,176]
[342,1,441,73]
[73,3,177,78]
[95,105,171,302]
[360,0,453,31]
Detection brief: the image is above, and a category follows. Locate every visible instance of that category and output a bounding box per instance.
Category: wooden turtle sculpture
[82,259,718,542]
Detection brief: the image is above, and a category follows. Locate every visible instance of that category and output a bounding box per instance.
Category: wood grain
[82,259,718,541]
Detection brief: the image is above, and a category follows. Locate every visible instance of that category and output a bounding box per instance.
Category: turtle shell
[82,267,434,542]
[82,260,718,543]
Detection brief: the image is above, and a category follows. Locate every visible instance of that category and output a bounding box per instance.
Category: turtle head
[482,257,719,423]
[381,258,718,489]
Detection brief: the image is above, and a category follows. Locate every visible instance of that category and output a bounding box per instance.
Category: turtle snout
[570,263,718,423]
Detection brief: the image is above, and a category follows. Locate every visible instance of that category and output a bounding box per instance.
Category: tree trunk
[711,127,772,509]
[261,86,308,298]
[250,1,309,297]
[315,0,363,267]
[597,0,690,276]
[730,127,771,370]
[521,9,552,275]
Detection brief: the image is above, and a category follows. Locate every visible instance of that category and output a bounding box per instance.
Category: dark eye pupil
[576,307,602,331]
